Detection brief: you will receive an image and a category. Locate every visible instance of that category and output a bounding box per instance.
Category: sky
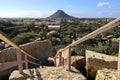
[0,0,120,18]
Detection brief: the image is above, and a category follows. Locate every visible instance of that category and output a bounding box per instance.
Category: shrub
[12,32,39,45]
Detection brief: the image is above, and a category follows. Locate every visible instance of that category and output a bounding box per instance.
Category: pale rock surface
[9,66,87,80]
[95,68,118,80]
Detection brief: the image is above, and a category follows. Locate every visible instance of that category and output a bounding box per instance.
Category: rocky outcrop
[20,40,52,65]
[71,56,85,70]
[9,66,87,80]
[71,56,86,76]
[86,50,118,78]
[0,40,52,64]
[0,40,52,79]
[95,68,118,80]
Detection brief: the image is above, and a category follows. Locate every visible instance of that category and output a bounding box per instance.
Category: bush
[87,41,118,56]
[49,45,66,57]
[12,32,39,45]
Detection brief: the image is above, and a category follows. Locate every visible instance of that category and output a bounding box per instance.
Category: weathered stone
[71,56,85,69]
[20,40,52,65]
[9,66,87,80]
[71,56,86,76]
[86,50,118,78]
[95,68,118,80]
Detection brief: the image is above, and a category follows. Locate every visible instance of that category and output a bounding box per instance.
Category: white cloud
[0,10,54,18]
[97,2,112,8]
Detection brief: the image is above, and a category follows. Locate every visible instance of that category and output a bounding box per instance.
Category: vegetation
[0,19,120,57]
[12,32,39,45]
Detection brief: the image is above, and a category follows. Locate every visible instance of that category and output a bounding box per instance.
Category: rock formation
[71,56,86,76]
[0,40,52,79]
[95,68,118,80]
[86,50,118,78]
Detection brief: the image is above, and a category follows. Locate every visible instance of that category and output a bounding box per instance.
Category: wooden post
[59,52,62,66]
[62,57,64,66]
[68,46,71,71]
[16,49,23,74]
[54,58,56,66]
[25,55,28,69]
[118,40,120,79]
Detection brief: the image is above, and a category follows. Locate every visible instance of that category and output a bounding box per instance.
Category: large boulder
[95,68,118,80]
[0,40,52,79]
[0,40,52,64]
[86,50,118,78]
[20,40,52,65]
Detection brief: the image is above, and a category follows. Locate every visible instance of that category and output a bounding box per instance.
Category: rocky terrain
[1,41,119,80]
[85,50,119,79]
[96,68,118,80]
[9,66,86,80]
[0,40,52,79]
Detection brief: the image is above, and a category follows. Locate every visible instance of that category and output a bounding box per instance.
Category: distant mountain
[47,10,75,19]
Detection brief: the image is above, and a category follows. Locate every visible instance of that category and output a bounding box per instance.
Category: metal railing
[54,17,120,78]
[0,32,40,73]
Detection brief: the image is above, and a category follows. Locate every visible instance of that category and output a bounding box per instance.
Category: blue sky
[0,0,120,18]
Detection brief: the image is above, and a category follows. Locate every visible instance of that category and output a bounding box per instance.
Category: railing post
[59,52,62,66]
[54,58,56,66]
[16,49,23,74]
[118,40,120,79]
[67,46,71,71]
[62,57,64,66]
[25,55,28,69]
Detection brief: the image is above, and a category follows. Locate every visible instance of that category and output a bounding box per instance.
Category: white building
[48,25,60,28]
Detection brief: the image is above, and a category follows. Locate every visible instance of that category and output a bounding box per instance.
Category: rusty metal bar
[28,60,39,66]
[25,55,28,69]
[16,49,23,74]
[118,40,120,79]
[67,46,71,71]
[59,52,62,66]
